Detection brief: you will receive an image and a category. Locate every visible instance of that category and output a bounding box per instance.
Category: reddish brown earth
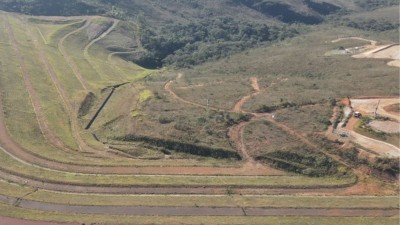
[232,77,260,113]
[0,217,78,225]
[384,103,400,116]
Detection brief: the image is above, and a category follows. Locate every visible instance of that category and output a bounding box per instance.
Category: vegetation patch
[78,92,97,117]
[355,116,399,146]
[0,0,102,16]
[231,0,324,24]
[371,157,400,177]
[139,89,154,103]
[134,16,299,68]
[116,134,242,160]
[257,149,340,177]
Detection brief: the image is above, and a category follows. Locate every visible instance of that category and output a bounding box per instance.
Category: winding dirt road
[58,19,90,90]
[164,80,221,111]
[232,77,260,113]
[166,75,351,169]
[84,19,123,81]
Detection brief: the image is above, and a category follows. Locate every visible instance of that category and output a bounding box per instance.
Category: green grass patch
[0,180,397,209]
[139,89,154,103]
[0,203,398,225]
[0,148,356,187]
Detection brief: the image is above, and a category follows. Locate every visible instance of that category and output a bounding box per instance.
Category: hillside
[0,0,398,69]
[0,1,398,224]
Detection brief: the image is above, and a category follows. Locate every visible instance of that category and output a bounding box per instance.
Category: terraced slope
[0,11,398,225]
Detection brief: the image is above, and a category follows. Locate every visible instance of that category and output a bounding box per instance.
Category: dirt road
[350,131,400,158]
[58,19,90,90]
[0,217,78,225]
[332,37,399,67]
[232,77,260,113]
[84,19,122,80]
[164,80,221,111]
[230,77,261,160]
[3,16,79,153]
[0,194,397,217]
[166,74,351,169]
[351,98,400,121]
[331,37,377,46]
[330,97,400,157]
[228,120,253,161]
[353,44,400,68]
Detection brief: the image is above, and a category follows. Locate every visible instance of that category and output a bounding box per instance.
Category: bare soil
[331,37,377,46]
[336,97,400,157]
[350,131,400,158]
[232,77,260,113]
[353,44,400,68]
[0,217,78,225]
[369,120,399,133]
[351,98,400,121]
[331,37,399,67]
[384,103,400,116]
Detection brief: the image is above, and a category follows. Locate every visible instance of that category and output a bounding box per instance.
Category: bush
[372,157,400,177]
[158,116,173,124]
[116,134,241,160]
[78,92,96,117]
[257,149,338,177]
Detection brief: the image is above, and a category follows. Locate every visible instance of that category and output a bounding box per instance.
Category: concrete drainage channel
[85,83,128,130]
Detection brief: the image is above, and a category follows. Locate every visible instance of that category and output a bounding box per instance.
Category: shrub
[372,157,400,177]
[158,116,173,124]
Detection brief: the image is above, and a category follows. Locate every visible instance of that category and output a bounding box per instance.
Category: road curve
[350,131,400,158]
[58,19,90,90]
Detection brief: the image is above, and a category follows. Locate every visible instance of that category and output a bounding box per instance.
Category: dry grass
[0,202,398,225]
[0,180,397,209]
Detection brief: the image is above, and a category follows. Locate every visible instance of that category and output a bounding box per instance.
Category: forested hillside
[0,0,397,69]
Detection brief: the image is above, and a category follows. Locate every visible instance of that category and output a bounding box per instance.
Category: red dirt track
[0,217,78,225]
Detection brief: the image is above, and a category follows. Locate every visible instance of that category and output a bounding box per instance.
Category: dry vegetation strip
[0,180,396,209]
[0,203,398,225]
[1,195,398,217]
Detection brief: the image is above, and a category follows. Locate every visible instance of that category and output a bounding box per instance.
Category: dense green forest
[133,17,299,68]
